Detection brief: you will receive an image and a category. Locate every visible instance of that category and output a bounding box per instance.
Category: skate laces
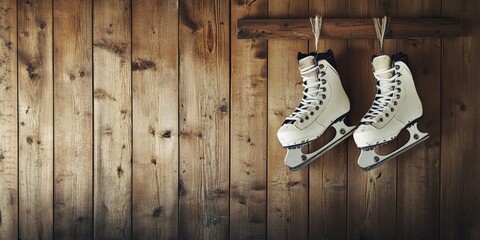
[361,67,397,124]
[285,63,325,123]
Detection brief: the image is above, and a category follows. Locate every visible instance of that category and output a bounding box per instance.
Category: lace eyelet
[397,72,402,77]
[397,80,401,85]
[320,71,326,77]
[319,64,324,69]
[303,81,307,85]
[397,88,401,92]
[395,65,400,70]
[319,100,323,105]
[393,101,398,106]
[380,118,383,122]
[300,119,304,123]
[322,95,326,99]
[322,79,326,84]
[385,113,389,117]
[305,116,309,120]
[315,106,320,110]
[396,94,400,99]
[310,112,314,116]
[391,107,395,112]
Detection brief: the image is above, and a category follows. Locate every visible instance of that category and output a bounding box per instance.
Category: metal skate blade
[357,122,429,171]
[285,119,356,171]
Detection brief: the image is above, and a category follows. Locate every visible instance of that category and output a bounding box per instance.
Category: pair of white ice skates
[277,50,429,171]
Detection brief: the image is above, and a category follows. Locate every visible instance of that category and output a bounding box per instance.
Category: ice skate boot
[277,50,356,171]
[354,53,429,171]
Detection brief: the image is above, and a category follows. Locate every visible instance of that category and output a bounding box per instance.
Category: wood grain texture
[0,1,479,239]
[0,0,17,238]
[132,0,178,239]
[441,0,480,239]
[308,1,349,239]
[230,0,268,239]
[236,18,463,39]
[267,0,309,239]
[346,40,398,240]
[347,0,398,239]
[53,0,93,238]
[178,0,230,239]
[397,0,441,239]
[93,0,132,238]
[18,0,54,238]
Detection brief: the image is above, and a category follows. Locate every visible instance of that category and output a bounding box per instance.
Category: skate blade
[285,118,356,171]
[357,122,429,171]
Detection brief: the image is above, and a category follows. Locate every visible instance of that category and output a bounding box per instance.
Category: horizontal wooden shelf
[237,18,463,40]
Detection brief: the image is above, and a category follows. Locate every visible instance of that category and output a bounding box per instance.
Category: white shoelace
[361,67,397,123]
[286,64,324,122]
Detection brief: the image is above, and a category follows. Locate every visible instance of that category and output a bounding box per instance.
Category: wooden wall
[0,0,479,239]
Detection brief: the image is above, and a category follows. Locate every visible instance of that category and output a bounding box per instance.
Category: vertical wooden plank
[441,0,480,239]
[347,0,397,239]
[93,0,132,238]
[0,0,17,238]
[267,1,309,239]
[396,0,441,239]
[178,0,230,239]
[230,0,267,239]
[132,0,178,239]
[307,1,349,239]
[18,0,54,239]
[53,0,93,238]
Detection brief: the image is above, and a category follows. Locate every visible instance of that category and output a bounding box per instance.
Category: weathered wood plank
[18,0,54,238]
[396,0,441,239]
[53,0,93,238]
[0,0,17,238]
[178,0,230,239]
[237,18,463,39]
[347,42,399,240]
[93,0,132,238]
[132,0,178,239]
[230,0,268,239]
[308,1,348,239]
[346,41,398,240]
[267,0,309,239]
[441,0,480,239]
[347,0,397,239]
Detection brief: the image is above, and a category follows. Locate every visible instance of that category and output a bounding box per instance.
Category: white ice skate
[277,50,356,171]
[354,53,429,171]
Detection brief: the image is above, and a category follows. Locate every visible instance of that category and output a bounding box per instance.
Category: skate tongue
[372,55,392,78]
[298,55,315,69]
[372,55,393,88]
[298,53,318,86]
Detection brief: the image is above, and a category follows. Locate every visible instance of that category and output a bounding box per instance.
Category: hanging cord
[372,16,389,53]
[310,15,322,52]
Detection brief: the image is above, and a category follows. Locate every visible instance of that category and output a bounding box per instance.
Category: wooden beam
[237,18,462,39]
